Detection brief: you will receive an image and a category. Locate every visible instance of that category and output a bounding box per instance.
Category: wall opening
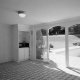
[68,24,80,69]
[49,26,66,67]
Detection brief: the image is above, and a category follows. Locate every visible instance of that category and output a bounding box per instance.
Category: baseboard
[0,59,12,63]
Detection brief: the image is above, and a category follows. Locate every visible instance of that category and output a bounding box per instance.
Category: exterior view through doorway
[35,24,80,69]
[49,26,66,68]
[68,24,80,69]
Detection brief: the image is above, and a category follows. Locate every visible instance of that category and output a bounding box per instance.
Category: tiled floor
[0,60,80,80]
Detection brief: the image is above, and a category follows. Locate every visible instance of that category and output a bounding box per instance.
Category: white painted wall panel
[0,24,12,63]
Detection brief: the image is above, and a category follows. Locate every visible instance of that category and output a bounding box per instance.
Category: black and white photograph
[0,0,80,80]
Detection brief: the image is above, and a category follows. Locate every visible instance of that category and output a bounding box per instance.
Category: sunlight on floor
[44,65,60,71]
[49,51,65,68]
[49,51,80,77]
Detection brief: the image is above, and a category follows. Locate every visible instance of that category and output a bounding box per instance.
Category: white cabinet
[24,48,29,60]
[19,48,29,61]
[19,48,24,61]
[18,24,30,31]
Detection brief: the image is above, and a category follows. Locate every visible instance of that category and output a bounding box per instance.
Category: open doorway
[69,24,80,69]
[49,26,66,67]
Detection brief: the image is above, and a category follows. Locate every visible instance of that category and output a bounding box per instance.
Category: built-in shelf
[12,25,30,62]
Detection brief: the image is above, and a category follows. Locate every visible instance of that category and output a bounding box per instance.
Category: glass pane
[36,29,48,60]
[69,24,80,69]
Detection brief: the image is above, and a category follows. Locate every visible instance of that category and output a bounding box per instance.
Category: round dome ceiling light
[17,11,26,18]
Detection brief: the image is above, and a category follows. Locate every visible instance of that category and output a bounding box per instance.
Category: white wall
[32,17,80,29]
[0,24,12,63]
[12,25,19,62]
[19,31,30,43]
[0,24,30,63]
[18,24,30,31]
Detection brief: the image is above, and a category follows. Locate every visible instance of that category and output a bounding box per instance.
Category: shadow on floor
[68,66,80,74]
[29,59,58,68]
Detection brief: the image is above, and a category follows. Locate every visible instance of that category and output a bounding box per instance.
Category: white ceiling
[0,0,80,25]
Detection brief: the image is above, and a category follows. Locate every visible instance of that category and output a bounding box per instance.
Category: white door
[24,48,29,60]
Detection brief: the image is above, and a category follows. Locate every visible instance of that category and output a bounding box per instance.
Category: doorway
[49,26,66,67]
[68,24,80,69]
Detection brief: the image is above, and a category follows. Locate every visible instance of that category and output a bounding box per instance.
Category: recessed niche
[19,31,30,43]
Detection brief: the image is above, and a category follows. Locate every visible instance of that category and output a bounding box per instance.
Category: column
[65,26,69,67]
[47,29,49,60]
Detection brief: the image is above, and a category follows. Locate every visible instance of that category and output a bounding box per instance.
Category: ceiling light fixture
[17,11,26,18]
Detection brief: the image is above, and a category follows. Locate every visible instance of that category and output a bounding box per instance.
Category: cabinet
[19,48,24,61]
[12,24,30,62]
[24,48,29,60]
[19,48,29,61]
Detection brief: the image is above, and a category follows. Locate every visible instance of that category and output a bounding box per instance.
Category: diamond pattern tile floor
[0,60,80,80]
